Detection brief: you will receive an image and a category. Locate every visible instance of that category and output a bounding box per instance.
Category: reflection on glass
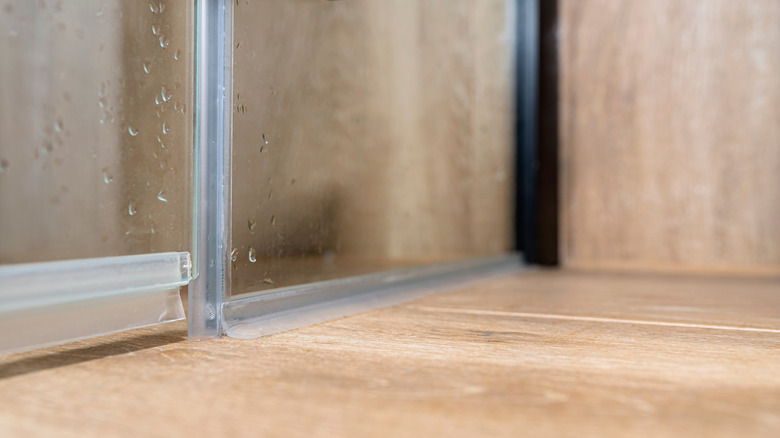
[0,1,193,264]
[231,0,516,295]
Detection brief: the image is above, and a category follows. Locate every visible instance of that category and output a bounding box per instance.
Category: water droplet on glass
[143,58,152,74]
[270,215,276,226]
[157,190,168,203]
[128,203,136,216]
[248,219,256,233]
[204,303,216,320]
[161,86,171,102]
[262,133,269,144]
[162,122,169,135]
[128,125,139,136]
[159,36,169,49]
[248,246,257,263]
[40,142,53,155]
[149,2,158,13]
[231,247,239,262]
[174,49,182,61]
[151,24,160,35]
[154,95,161,105]
[54,118,63,133]
[102,168,113,184]
[0,159,8,174]
[158,3,166,13]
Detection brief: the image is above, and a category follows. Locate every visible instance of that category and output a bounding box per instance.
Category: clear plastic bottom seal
[0,252,190,354]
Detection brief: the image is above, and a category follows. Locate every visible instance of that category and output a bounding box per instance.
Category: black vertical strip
[535,0,559,265]
[515,0,539,263]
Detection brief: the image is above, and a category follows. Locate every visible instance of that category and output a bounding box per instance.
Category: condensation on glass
[0,0,194,353]
[230,0,517,296]
[0,0,194,264]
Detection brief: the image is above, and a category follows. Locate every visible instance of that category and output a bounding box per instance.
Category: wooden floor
[1,270,778,437]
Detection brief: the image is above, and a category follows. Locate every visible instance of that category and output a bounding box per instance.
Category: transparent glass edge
[188,0,231,341]
[0,251,191,313]
[190,0,201,281]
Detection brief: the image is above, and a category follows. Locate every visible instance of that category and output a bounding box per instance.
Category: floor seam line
[412,306,780,333]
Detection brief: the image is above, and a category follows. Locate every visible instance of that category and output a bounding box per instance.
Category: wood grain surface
[1,270,778,437]
[560,0,780,274]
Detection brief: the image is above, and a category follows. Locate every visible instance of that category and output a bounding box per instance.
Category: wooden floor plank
[418,270,780,330]
[0,270,778,437]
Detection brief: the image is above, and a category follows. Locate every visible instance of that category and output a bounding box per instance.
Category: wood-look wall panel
[560,0,780,274]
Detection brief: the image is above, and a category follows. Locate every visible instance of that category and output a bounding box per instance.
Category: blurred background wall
[559,0,780,275]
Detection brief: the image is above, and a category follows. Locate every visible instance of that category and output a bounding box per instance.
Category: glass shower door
[219,0,520,337]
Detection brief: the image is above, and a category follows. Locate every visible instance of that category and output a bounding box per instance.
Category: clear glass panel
[231,0,516,296]
[0,0,194,264]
